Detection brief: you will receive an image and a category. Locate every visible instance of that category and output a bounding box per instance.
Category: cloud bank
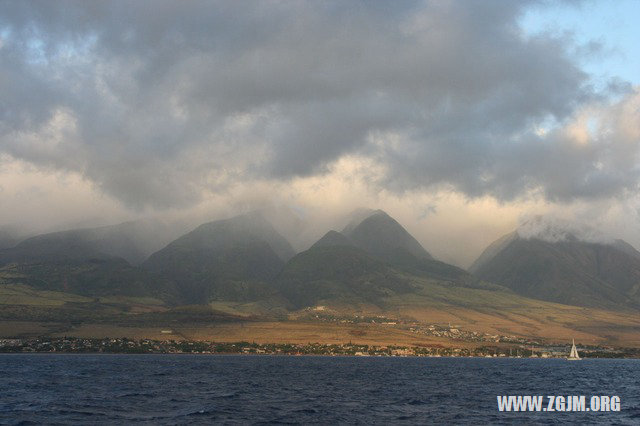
[1,0,637,212]
[516,214,613,244]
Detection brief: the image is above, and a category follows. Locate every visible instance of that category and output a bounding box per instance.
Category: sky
[1,0,639,267]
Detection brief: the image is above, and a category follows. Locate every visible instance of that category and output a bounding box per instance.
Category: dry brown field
[2,313,638,349]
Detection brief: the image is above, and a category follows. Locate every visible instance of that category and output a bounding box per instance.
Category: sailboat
[567,339,581,361]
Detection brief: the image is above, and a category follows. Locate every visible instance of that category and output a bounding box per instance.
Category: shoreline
[2,352,640,359]
[2,337,639,359]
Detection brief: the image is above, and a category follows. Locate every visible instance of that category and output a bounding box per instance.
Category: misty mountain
[0,220,181,300]
[309,230,354,249]
[612,239,640,260]
[0,226,23,250]
[343,210,433,262]
[275,243,415,309]
[339,209,485,286]
[0,219,178,266]
[468,231,518,273]
[8,207,638,315]
[470,231,640,310]
[275,215,497,309]
[142,212,296,304]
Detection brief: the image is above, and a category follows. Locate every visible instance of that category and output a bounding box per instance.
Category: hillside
[275,244,415,309]
[142,213,296,304]
[471,232,640,310]
[340,210,490,290]
[0,259,175,300]
[275,221,500,310]
[1,211,639,348]
[0,221,177,301]
[0,219,177,266]
[0,227,22,250]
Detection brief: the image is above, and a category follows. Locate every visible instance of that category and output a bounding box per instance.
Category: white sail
[567,338,581,360]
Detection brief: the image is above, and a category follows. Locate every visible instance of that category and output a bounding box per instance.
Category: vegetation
[473,236,640,310]
[275,245,415,308]
[1,209,639,349]
[141,214,294,304]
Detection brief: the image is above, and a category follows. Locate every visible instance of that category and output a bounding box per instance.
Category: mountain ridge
[471,231,640,310]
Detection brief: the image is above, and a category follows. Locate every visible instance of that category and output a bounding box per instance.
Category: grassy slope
[1,287,638,346]
[383,277,640,346]
[275,245,415,309]
[474,238,640,309]
[1,247,638,347]
[0,284,92,306]
[0,261,177,302]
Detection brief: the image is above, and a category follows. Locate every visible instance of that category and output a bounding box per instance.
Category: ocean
[0,355,638,425]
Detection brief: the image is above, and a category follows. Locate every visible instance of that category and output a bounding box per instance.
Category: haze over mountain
[2,0,640,285]
[0,226,23,251]
[2,207,640,349]
[0,220,182,300]
[142,212,295,304]
[274,210,498,310]
[3,208,640,316]
[471,221,640,310]
[0,219,180,266]
[309,230,354,250]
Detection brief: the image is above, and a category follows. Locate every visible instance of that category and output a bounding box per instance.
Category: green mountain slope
[471,233,640,310]
[0,258,175,301]
[382,247,501,290]
[276,221,499,310]
[142,213,295,304]
[275,245,415,309]
[0,221,177,301]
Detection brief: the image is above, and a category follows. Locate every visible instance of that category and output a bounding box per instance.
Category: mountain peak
[310,230,353,249]
[341,208,378,235]
[516,216,611,244]
[343,209,432,261]
[170,212,295,262]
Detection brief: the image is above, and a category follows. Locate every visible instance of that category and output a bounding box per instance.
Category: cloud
[516,214,613,243]
[0,0,637,213]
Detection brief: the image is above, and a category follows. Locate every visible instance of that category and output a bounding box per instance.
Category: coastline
[3,337,639,359]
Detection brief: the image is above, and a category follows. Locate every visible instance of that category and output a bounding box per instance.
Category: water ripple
[0,355,637,424]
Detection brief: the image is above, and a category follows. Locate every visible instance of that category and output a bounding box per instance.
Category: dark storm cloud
[0,0,636,209]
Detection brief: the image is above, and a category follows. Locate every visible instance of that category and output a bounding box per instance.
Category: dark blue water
[0,355,638,425]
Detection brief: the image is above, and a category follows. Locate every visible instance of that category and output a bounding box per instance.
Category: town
[1,337,638,358]
[304,309,551,345]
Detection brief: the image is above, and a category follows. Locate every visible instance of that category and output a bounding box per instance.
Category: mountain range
[2,209,639,317]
